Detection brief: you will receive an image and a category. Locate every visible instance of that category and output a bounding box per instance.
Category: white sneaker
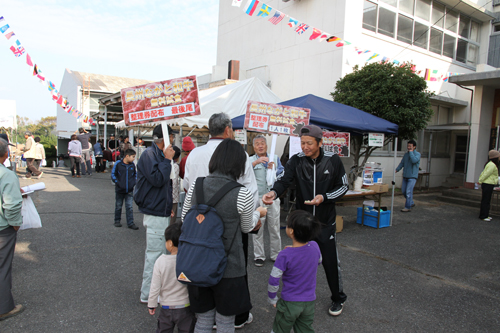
[235,312,253,329]
[482,217,492,222]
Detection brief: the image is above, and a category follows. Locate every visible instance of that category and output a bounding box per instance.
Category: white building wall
[216,0,495,187]
[56,69,82,139]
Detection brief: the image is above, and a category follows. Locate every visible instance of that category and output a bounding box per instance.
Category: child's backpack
[176,177,242,287]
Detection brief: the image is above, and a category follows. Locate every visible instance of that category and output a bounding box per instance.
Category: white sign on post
[234,129,247,145]
[368,133,384,147]
[289,136,302,158]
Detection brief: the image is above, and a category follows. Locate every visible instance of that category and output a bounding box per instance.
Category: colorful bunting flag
[336,42,344,47]
[0,16,4,23]
[288,17,298,28]
[367,53,379,61]
[392,60,400,65]
[15,39,20,46]
[268,10,285,25]
[245,0,260,16]
[4,31,14,40]
[424,69,439,81]
[33,64,39,75]
[318,34,329,42]
[309,28,322,40]
[26,54,33,66]
[232,0,243,7]
[257,4,271,17]
[0,24,9,33]
[295,23,309,35]
[326,36,341,43]
[9,45,24,57]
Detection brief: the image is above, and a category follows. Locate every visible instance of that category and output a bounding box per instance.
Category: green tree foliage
[14,116,57,157]
[331,62,433,180]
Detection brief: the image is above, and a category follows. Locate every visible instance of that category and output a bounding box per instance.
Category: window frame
[362,0,481,69]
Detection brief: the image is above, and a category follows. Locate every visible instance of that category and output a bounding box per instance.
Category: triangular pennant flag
[367,53,379,61]
[33,64,39,76]
[336,42,344,47]
[295,23,309,35]
[318,34,329,42]
[26,54,33,67]
[56,95,63,105]
[0,16,4,23]
[257,4,271,17]
[288,17,298,28]
[9,45,25,57]
[232,0,243,7]
[4,31,14,40]
[0,24,10,33]
[245,0,260,16]
[392,60,400,65]
[309,28,322,40]
[326,36,341,43]
[268,10,285,25]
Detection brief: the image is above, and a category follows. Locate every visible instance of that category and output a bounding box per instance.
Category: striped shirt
[181,181,259,233]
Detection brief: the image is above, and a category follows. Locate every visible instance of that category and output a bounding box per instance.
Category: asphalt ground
[1,168,500,332]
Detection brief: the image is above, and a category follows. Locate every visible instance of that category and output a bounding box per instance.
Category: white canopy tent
[115,77,281,130]
[168,77,281,128]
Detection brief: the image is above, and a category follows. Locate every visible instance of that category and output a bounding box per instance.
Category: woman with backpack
[180,139,266,333]
[478,150,500,221]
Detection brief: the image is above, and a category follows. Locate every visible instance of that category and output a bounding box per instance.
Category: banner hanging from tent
[322,131,350,157]
[121,75,201,126]
[244,100,310,136]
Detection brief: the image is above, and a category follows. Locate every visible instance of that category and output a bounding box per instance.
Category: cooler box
[356,207,391,228]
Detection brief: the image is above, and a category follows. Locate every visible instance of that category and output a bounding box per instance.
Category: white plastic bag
[41,159,47,167]
[20,196,42,230]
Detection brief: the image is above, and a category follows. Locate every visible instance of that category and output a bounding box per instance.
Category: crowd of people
[3,111,494,332]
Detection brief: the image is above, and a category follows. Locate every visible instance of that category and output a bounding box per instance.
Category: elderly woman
[181,139,265,333]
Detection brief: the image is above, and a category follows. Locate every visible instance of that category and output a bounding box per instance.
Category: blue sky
[0,0,220,122]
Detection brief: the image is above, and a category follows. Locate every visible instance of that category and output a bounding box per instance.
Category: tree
[14,116,57,157]
[331,62,433,183]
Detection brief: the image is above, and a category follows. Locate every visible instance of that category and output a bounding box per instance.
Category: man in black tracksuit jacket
[263,125,348,316]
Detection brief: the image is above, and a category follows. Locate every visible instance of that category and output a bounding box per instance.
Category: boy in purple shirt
[268,210,322,333]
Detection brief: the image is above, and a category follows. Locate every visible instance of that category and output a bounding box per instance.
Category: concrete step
[436,195,500,215]
[441,188,482,201]
[441,174,465,188]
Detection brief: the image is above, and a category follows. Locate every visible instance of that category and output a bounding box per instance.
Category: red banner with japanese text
[121,75,201,126]
[322,131,350,157]
[244,101,310,136]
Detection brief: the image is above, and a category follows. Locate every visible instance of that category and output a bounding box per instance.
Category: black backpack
[176,177,243,287]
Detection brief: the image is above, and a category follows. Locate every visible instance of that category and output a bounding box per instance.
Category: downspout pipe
[457,84,473,185]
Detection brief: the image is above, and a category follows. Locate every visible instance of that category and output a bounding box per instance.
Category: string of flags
[0,15,95,125]
[232,0,461,83]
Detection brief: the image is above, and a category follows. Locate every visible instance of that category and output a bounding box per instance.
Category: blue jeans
[115,192,134,226]
[401,178,416,209]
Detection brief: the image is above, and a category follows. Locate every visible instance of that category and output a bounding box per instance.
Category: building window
[362,0,481,67]
[363,1,378,32]
[429,105,452,125]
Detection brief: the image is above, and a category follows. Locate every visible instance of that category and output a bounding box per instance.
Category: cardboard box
[366,183,389,193]
[336,216,343,233]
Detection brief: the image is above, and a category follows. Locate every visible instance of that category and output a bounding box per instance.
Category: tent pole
[390,136,397,227]
[104,106,108,149]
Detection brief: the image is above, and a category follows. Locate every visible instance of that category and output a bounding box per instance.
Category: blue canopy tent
[232,94,400,226]
[232,94,398,135]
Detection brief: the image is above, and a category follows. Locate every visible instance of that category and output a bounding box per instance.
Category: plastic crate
[356,207,391,228]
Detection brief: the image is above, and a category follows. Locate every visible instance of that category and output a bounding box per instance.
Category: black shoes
[329,302,344,316]
[114,222,122,227]
[128,224,139,230]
